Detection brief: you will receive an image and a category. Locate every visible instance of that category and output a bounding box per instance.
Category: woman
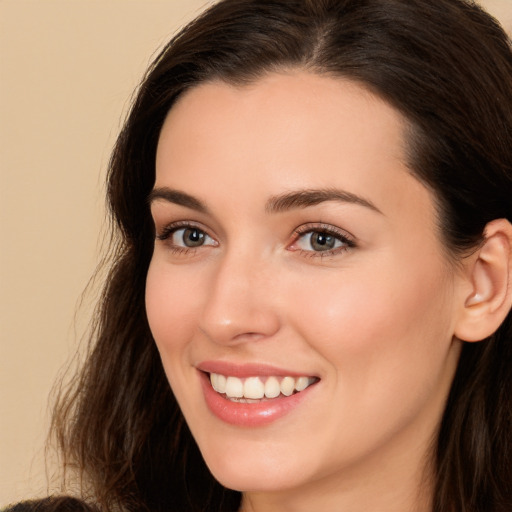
[5,0,512,511]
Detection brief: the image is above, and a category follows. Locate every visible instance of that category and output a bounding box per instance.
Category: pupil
[184,228,204,247]
[311,232,335,251]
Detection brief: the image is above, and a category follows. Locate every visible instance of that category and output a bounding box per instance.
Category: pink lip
[197,362,319,427]
[197,360,313,378]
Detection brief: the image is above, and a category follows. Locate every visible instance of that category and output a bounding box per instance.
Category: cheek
[145,259,210,424]
[281,258,458,467]
[288,255,455,400]
[145,260,202,358]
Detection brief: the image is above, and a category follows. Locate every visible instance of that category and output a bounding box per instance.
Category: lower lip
[199,372,316,427]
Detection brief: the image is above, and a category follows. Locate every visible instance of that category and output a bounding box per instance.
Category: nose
[198,249,281,346]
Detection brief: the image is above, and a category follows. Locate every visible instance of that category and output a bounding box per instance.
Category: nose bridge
[199,244,280,345]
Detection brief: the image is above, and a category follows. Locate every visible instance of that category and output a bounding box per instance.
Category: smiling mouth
[209,373,318,402]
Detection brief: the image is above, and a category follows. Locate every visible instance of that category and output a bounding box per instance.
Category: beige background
[1,0,510,506]
[0,0,212,504]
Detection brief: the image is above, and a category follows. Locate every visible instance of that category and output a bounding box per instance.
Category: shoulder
[2,497,99,512]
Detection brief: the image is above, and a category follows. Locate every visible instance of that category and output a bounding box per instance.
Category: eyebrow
[148,187,209,214]
[265,188,382,214]
[148,186,382,215]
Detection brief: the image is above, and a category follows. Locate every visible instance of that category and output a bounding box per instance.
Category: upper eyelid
[289,224,358,256]
[151,210,222,238]
[155,221,217,246]
[293,223,356,242]
[156,223,218,253]
[155,219,210,233]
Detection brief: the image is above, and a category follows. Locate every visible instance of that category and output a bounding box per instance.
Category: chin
[209,462,304,493]
[196,434,312,493]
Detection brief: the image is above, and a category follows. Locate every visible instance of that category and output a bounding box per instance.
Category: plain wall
[0,0,211,504]
[0,0,510,506]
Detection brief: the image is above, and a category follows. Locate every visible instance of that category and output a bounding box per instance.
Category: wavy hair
[51,1,512,511]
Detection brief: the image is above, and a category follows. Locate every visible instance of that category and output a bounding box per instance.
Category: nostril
[232,332,266,342]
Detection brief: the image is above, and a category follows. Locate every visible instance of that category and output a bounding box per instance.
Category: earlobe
[455,219,512,343]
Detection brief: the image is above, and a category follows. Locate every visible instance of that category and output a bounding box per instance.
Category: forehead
[155,71,433,226]
[159,72,407,171]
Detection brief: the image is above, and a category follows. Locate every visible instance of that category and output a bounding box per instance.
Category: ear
[454,218,512,342]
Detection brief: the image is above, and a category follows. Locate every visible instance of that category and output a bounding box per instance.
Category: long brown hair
[52,1,512,511]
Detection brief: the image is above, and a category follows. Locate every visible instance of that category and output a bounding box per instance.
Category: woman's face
[146,72,463,502]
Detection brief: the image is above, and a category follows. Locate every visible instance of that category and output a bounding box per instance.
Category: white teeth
[210,373,227,393]
[280,376,295,396]
[244,377,265,399]
[209,373,316,399]
[225,376,244,398]
[295,376,309,392]
[264,376,281,398]
[210,373,218,391]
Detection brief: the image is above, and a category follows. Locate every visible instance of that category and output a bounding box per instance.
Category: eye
[156,223,217,252]
[289,224,356,256]
[297,231,343,251]
[171,227,211,248]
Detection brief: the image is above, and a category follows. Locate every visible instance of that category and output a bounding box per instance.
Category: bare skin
[146,71,510,511]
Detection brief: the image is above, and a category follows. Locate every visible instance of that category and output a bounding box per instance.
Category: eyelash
[155,221,356,258]
[290,223,356,258]
[156,221,216,255]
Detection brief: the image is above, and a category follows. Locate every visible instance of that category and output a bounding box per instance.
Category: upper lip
[197,360,318,379]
